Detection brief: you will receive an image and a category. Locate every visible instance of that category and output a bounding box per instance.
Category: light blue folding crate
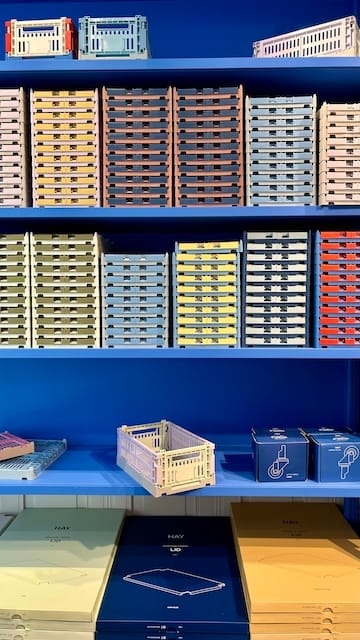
[78,15,150,59]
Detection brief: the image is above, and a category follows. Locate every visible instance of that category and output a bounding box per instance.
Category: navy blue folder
[97,515,249,638]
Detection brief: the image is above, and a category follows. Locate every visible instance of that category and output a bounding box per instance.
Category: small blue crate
[78,15,150,59]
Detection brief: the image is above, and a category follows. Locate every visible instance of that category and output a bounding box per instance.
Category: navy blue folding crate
[107,197,169,206]
[176,87,240,95]
[179,186,239,195]
[107,144,168,153]
[178,196,240,205]
[97,516,249,638]
[177,142,239,151]
[176,121,239,130]
[178,175,240,183]
[179,131,239,141]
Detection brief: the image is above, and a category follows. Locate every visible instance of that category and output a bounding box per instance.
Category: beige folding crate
[117,419,215,496]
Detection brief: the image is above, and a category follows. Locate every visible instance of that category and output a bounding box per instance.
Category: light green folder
[0,508,126,625]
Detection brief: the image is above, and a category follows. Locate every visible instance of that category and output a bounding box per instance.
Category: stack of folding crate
[30,233,100,347]
[246,95,316,206]
[173,86,244,206]
[101,252,169,347]
[103,87,172,207]
[0,88,28,207]
[30,89,100,207]
[231,501,360,640]
[319,102,360,205]
[0,233,31,347]
[173,241,241,347]
[242,231,310,347]
[317,230,360,346]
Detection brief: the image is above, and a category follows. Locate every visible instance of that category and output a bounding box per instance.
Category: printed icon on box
[268,444,289,479]
[338,446,360,479]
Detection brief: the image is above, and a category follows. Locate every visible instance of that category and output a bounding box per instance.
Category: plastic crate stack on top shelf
[243,231,310,347]
[317,231,360,347]
[0,88,28,207]
[173,241,241,347]
[101,252,169,348]
[30,233,100,348]
[246,96,317,206]
[30,89,100,207]
[252,15,360,57]
[173,86,244,207]
[103,87,172,207]
[319,102,360,205]
[0,233,31,348]
[78,15,150,59]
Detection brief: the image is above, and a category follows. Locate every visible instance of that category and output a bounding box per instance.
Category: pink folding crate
[117,419,215,496]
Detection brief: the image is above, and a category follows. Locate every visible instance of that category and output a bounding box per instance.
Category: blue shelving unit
[0,0,358,503]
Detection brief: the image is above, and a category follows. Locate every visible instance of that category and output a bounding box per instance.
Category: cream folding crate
[117,419,215,496]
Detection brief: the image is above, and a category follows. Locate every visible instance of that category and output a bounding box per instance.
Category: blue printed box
[310,432,360,482]
[252,428,309,482]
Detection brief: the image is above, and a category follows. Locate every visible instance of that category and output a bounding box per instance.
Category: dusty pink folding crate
[117,419,215,496]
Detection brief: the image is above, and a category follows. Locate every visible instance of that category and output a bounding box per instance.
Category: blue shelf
[1,348,360,359]
[0,58,360,100]
[0,442,358,496]
[1,206,360,221]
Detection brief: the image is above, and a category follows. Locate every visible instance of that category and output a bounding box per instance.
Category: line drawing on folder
[123,568,226,595]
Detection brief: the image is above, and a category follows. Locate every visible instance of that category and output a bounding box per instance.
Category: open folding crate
[117,419,215,496]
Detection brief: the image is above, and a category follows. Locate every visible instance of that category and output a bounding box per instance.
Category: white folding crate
[117,419,215,496]
[253,15,360,58]
[5,17,77,58]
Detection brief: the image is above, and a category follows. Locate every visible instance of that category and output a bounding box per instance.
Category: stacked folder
[0,508,126,639]
[230,501,360,640]
[97,515,249,640]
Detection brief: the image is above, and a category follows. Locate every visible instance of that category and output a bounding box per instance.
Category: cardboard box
[230,502,360,616]
[252,429,308,482]
[310,432,360,482]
